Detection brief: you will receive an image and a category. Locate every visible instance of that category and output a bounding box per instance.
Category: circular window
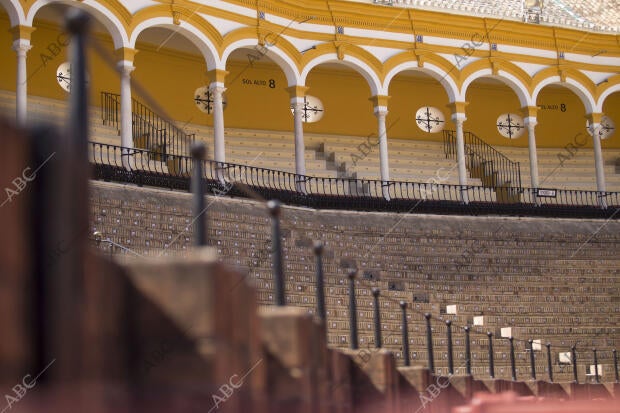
[496,113,525,139]
[586,115,615,140]
[290,95,324,123]
[56,62,72,92]
[415,106,445,133]
[194,86,227,114]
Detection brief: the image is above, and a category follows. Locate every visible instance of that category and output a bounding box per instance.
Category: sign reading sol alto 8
[242,78,276,88]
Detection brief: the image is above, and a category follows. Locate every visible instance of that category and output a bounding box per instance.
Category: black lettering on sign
[241,78,277,88]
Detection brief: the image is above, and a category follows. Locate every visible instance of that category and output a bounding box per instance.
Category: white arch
[461,68,532,107]
[0,0,25,26]
[383,61,459,103]
[532,76,595,114]
[26,0,128,49]
[130,17,220,70]
[595,84,620,112]
[301,53,381,96]
[221,39,300,87]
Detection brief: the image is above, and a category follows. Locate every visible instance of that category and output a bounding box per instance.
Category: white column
[524,117,539,189]
[12,40,31,127]
[375,106,390,200]
[452,114,469,204]
[591,123,607,208]
[118,62,134,149]
[210,84,226,164]
[291,97,307,193]
[118,62,134,170]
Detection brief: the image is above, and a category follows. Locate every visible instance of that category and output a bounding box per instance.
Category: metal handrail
[89,141,620,217]
[444,130,522,189]
[100,91,195,157]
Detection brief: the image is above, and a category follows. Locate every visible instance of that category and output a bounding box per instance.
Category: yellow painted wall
[603,92,620,150]
[387,74,451,143]
[0,14,15,93]
[3,14,619,150]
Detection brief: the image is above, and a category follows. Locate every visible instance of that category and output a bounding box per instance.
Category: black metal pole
[546,343,553,383]
[400,301,410,366]
[572,345,578,384]
[464,326,471,376]
[424,313,435,374]
[529,339,536,380]
[191,142,206,246]
[372,288,382,349]
[267,200,285,306]
[313,241,326,322]
[487,332,495,379]
[446,320,453,375]
[614,349,619,383]
[593,348,599,383]
[347,269,358,350]
[509,337,516,381]
[66,9,89,159]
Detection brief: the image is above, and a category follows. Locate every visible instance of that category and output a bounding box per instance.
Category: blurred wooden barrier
[454,391,619,413]
[0,117,617,412]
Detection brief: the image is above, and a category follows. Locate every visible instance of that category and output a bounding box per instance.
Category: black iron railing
[89,141,620,218]
[444,130,522,190]
[100,91,195,157]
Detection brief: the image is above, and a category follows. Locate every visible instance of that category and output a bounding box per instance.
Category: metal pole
[401,301,410,366]
[529,339,536,380]
[464,326,472,376]
[446,320,453,375]
[66,9,89,159]
[313,241,326,322]
[593,348,599,383]
[487,332,495,379]
[572,345,578,384]
[191,142,206,246]
[347,269,358,350]
[425,313,435,374]
[267,200,285,306]
[509,337,516,381]
[613,349,619,383]
[546,343,553,383]
[372,288,382,349]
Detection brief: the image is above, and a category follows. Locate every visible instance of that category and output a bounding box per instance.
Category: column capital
[286,85,309,99]
[520,105,538,118]
[374,106,388,117]
[209,84,227,95]
[117,62,135,75]
[291,101,304,111]
[451,113,467,123]
[9,25,36,42]
[11,41,32,54]
[369,95,390,108]
[114,47,138,64]
[524,117,537,128]
[207,68,228,85]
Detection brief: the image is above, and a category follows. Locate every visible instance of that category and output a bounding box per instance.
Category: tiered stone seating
[0,89,121,146]
[183,122,337,178]
[305,134,482,185]
[90,181,620,384]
